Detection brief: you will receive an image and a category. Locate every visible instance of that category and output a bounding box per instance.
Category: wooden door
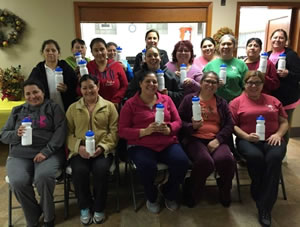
[290,8,300,55]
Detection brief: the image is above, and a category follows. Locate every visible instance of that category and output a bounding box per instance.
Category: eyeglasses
[245,81,263,86]
[203,79,218,85]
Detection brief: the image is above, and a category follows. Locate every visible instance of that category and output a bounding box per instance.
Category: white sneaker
[165,199,178,211]
[93,212,105,224]
[146,200,160,214]
[80,208,92,225]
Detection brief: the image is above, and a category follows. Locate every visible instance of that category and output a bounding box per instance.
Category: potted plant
[0,65,25,101]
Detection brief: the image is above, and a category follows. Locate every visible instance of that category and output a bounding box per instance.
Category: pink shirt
[269,50,285,66]
[194,56,209,72]
[230,92,287,139]
[119,92,181,152]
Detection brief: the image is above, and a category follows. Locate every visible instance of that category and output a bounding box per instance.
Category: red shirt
[230,92,287,139]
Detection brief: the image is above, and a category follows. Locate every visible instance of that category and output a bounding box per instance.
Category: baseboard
[290,127,300,137]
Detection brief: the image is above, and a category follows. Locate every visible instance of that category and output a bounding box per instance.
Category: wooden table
[0,99,25,129]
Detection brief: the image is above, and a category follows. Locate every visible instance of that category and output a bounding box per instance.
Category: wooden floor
[1,138,300,227]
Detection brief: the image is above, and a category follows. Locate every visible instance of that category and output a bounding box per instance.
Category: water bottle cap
[256,115,265,121]
[279,53,286,57]
[85,130,94,137]
[156,69,164,74]
[220,64,227,67]
[74,52,81,57]
[22,117,32,123]
[156,103,164,109]
[117,46,122,51]
[55,67,63,72]
[180,63,187,68]
[192,96,200,102]
[261,52,268,56]
[142,48,146,53]
[78,59,87,65]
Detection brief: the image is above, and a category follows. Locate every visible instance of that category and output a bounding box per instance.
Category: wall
[1,0,300,128]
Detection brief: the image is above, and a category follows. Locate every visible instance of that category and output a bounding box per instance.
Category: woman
[194,37,217,72]
[133,29,169,73]
[29,39,78,112]
[119,71,189,213]
[66,74,118,225]
[267,29,300,144]
[107,41,134,82]
[86,38,128,108]
[126,46,183,107]
[230,70,288,227]
[178,71,235,208]
[244,37,279,94]
[166,40,202,95]
[65,38,90,70]
[0,80,66,227]
[204,34,248,102]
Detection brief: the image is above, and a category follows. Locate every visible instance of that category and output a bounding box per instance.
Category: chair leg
[128,163,137,211]
[235,163,242,202]
[8,185,13,227]
[280,172,287,200]
[115,162,120,212]
[64,172,70,219]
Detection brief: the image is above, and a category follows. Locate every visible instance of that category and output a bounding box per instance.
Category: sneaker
[146,200,160,214]
[93,212,105,224]
[80,208,92,225]
[43,218,55,227]
[258,209,271,227]
[164,199,178,211]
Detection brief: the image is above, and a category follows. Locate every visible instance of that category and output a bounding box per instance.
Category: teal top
[65,56,91,70]
[204,58,248,102]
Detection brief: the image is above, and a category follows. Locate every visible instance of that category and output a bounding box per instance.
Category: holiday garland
[0,9,25,48]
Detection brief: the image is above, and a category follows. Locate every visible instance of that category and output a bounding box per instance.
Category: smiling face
[219,37,234,60]
[42,43,60,64]
[91,41,107,63]
[139,72,158,96]
[271,31,287,52]
[176,44,192,65]
[246,40,261,60]
[145,47,161,71]
[107,45,117,60]
[24,85,45,107]
[201,40,215,60]
[145,32,159,48]
[200,73,218,95]
[72,42,87,58]
[80,79,99,103]
[244,76,264,99]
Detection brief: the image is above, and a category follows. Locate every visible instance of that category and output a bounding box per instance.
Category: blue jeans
[128,144,189,202]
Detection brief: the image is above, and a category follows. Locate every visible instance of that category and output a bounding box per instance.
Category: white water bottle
[180,63,187,84]
[74,52,82,66]
[155,103,164,125]
[142,48,146,62]
[85,130,95,156]
[21,117,32,146]
[219,64,227,84]
[116,46,122,61]
[78,59,89,77]
[156,69,165,91]
[278,53,286,70]
[55,67,64,87]
[258,52,268,73]
[192,96,202,121]
[256,115,265,141]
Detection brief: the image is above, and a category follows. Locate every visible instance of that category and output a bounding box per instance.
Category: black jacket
[28,60,77,111]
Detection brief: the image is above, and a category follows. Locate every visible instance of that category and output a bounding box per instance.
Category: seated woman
[133,29,169,73]
[119,71,189,213]
[194,37,217,72]
[86,38,128,109]
[0,80,66,227]
[230,70,288,227]
[29,39,78,112]
[126,46,183,107]
[166,40,202,95]
[178,71,235,208]
[244,37,279,94]
[65,38,90,70]
[107,41,134,82]
[66,74,118,225]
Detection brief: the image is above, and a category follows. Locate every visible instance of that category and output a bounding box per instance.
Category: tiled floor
[1,138,300,227]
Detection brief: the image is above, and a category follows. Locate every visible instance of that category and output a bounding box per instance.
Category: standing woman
[244,38,279,94]
[204,34,248,102]
[133,29,169,73]
[166,40,202,95]
[194,37,217,72]
[87,38,128,108]
[65,38,90,70]
[29,39,78,112]
[267,29,300,144]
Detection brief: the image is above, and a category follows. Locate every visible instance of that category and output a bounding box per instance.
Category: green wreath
[0,9,25,48]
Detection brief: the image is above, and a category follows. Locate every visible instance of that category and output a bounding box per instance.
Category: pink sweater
[119,92,181,152]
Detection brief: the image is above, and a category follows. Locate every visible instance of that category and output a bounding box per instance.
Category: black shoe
[258,209,271,227]
[43,218,55,227]
[182,178,196,208]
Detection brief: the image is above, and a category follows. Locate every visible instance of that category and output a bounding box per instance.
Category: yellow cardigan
[66,96,119,159]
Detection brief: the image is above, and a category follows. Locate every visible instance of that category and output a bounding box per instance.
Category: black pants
[70,154,113,212]
[237,139,286,212]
